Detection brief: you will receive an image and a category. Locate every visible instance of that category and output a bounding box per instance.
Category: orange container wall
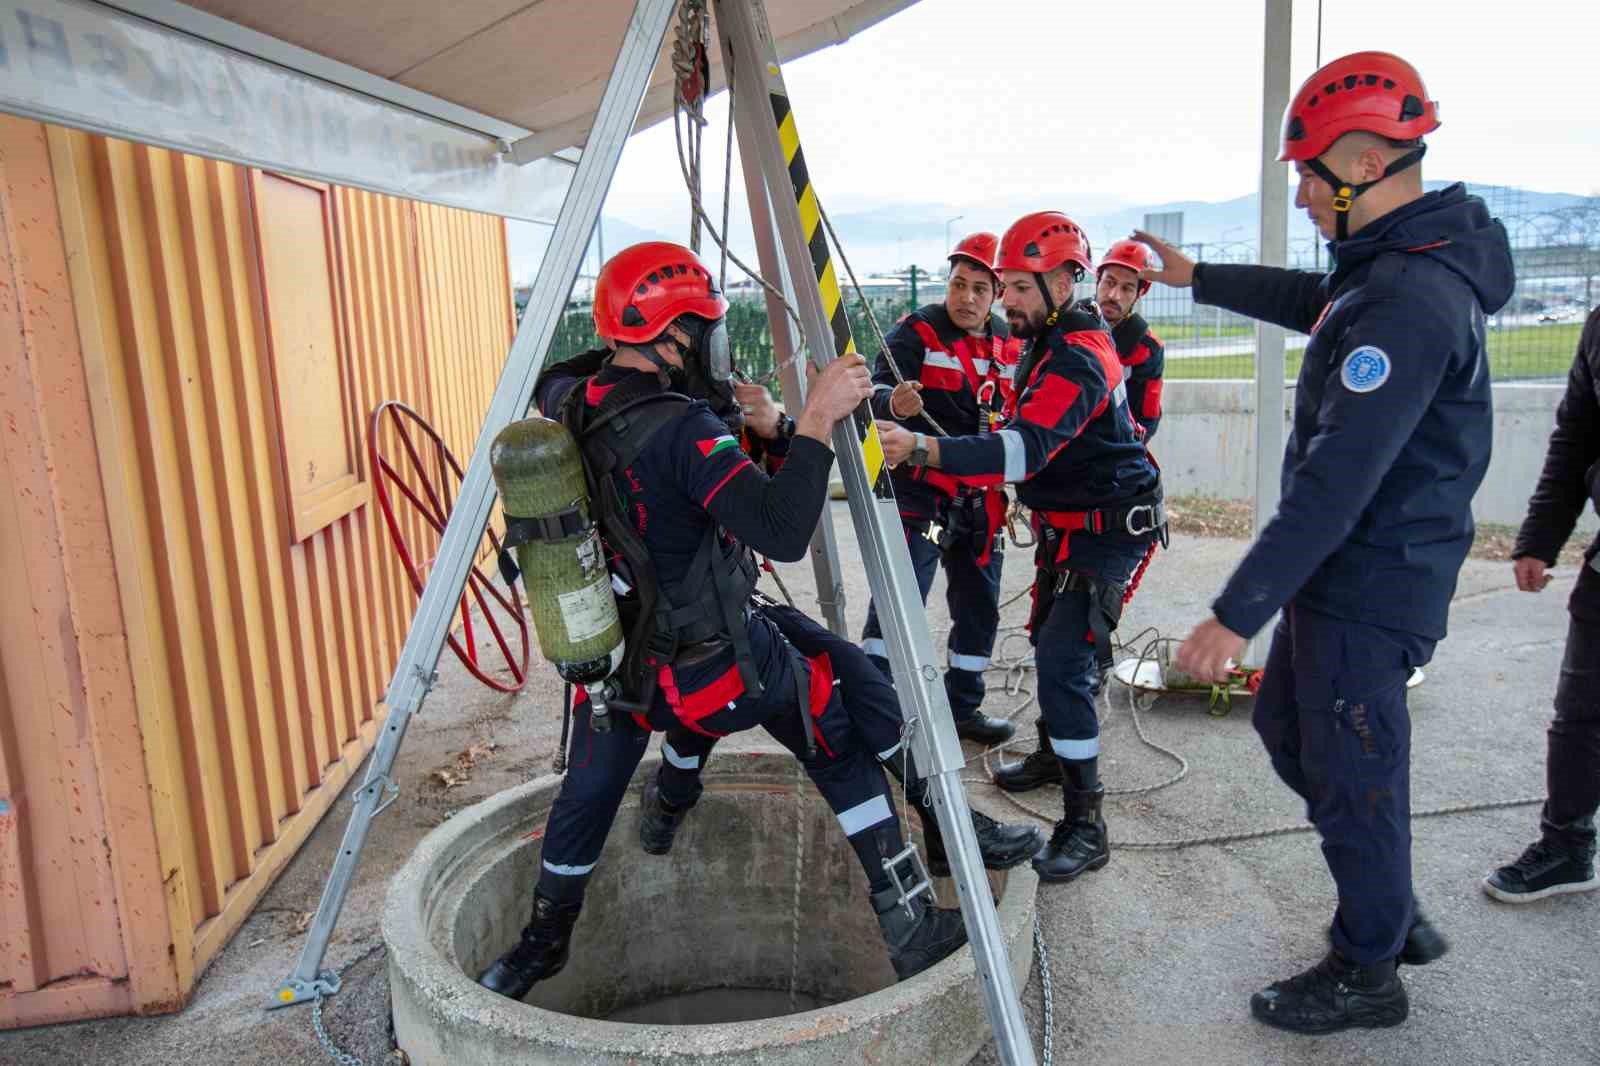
[0,116,516,1027]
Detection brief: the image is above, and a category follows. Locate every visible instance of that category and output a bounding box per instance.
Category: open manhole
[385,750,1037,1064]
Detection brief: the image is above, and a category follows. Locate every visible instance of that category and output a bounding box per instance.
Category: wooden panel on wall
[0,117,514,1028]
[249,172,369,543]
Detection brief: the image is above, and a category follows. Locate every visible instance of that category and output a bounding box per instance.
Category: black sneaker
[1250,951,1408,1034]
[1483,840,1600,903]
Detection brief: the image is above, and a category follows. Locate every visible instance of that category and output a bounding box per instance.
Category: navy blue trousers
[1253,603,1433,964]
[1031,535,1147,761]
[659,604,911,807]
[861,520,1002,720]
[538,614,899,902]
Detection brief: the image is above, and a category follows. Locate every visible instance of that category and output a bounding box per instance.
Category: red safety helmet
[996,212,1093,277]
[1097,239,1157,297]
[948,231,1001,285]
[1279,51,1440,163]
[592,241,728,344]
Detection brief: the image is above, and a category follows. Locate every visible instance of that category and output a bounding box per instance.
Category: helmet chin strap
[631,342,681,390]
[1306,144,1427,241]
[1034,272,1055,318]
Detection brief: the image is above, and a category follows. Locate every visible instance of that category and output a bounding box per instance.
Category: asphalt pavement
[5,503,1594,1066]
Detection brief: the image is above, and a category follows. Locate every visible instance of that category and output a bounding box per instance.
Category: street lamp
[944,214,964,255]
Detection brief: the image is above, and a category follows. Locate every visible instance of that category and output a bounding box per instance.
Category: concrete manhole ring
[385,749,1038,1064]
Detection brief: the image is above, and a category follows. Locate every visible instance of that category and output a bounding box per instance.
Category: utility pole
[909,263,919,308]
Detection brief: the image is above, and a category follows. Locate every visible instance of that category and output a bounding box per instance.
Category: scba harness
[556,380,762,716]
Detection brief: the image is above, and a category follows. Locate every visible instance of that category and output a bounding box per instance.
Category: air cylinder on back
[492,416,624,728]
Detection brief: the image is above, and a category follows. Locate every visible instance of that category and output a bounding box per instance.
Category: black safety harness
[556,382,763,716]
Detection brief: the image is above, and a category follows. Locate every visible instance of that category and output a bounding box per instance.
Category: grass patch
[1162,321,1582,382]
[1166,495,1590,565]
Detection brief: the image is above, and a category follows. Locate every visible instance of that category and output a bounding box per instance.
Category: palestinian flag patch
[695,434,739,459]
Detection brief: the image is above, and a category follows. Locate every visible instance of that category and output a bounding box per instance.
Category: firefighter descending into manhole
[482,241,982,1000]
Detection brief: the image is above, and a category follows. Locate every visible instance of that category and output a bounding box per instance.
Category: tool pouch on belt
[1061,571,1126,674]
[937,491,1007,566]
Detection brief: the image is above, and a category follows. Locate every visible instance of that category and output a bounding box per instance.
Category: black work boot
[638,778,693,856]
[1032,759,1109,883]
[882,750,1044,875]
[955,712,1017,745]
[993,719,1059,794]
[1250,951,1408,1033]
[1399,903,1450,966]
[872,883,968,981]
[477,891,583,1000]
[922,806,1046,876]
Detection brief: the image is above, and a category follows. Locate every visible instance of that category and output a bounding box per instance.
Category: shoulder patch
[695,434,739,458]
[1340,346,1391,393]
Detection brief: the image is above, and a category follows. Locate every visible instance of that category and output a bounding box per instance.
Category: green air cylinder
[492,417,624,690]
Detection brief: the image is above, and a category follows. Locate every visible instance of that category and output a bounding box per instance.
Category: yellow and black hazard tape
[766,85,886,488]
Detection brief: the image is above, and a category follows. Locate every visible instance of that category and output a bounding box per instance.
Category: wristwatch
[907,432,929,467]
[776,413,797,441]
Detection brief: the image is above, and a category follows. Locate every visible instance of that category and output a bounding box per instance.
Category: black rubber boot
[1251,951,1408,1033]
[871,882,968,980]
[882,751,1044,875]
[993,719,1059,794]
[638,778,693,856]
[1032,759,1110,884]
[477,891,584,1000]
[955,712,1017,745]
[1398,902,1450,966]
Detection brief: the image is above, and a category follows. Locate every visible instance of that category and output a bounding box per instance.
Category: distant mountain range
[508,181,1593,283]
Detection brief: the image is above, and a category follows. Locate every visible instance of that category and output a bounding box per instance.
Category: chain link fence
[523,187,1598,389]
[1137,187,1600,382]
[535,289,924,406]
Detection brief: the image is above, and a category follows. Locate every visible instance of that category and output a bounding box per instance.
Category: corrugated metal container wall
[0,116,516,1027]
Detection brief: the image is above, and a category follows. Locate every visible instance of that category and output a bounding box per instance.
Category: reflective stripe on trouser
[861,516,1003,719]
[1252,604,1423,965]
[538,700,650,896]
[539,623,901,900]
[657,732,719,808]
[1033,536,1144,759]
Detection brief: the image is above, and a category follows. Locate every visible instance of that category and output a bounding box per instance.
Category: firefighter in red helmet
[1093,240,1165,440]
[478,242,972,999]
[860,232,1027,747]
[1138,52,1514,1033]
[879,211,1166,886]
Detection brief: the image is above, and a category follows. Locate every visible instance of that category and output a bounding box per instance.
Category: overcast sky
[508,0,1600,281]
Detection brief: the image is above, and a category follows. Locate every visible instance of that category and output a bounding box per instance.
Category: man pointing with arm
[1140,52,1513,1034]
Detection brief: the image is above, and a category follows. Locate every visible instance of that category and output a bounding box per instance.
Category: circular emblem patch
[1341,346,1390,393]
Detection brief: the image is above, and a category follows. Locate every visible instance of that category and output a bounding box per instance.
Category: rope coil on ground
[935,586,1543,848]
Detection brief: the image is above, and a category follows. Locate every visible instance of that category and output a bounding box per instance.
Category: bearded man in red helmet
[1093,239,1165,440]
[477,242,972,1000]
[1141,52,1514,1033]
[879,213,1166,886]
[860,233,1026,747]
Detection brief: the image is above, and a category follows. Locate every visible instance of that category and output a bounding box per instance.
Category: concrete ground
[5,501,1596,1065]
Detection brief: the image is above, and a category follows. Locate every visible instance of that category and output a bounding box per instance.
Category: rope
[932,574,1544,850]
[815,199,953,438]
[788,758,805,1012]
